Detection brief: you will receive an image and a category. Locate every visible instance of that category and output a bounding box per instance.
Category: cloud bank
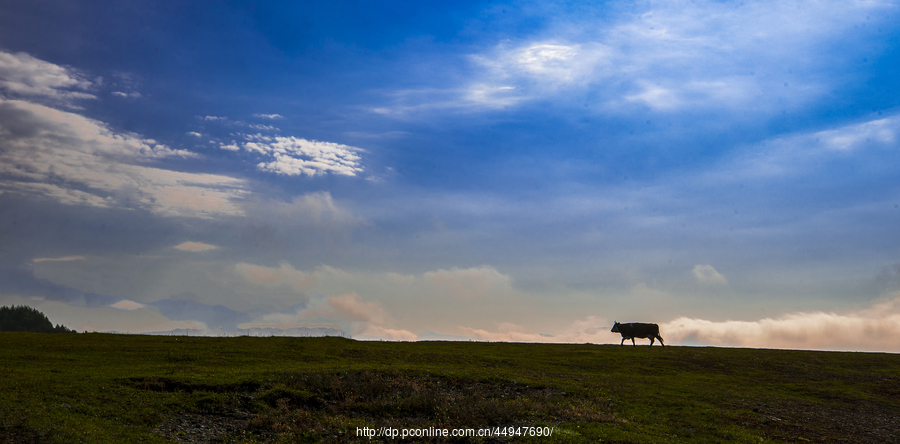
[459,315,612,343]
[663,295,900,352]
[237,292,417,341]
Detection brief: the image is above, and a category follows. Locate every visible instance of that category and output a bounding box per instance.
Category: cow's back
[622,322,658,338]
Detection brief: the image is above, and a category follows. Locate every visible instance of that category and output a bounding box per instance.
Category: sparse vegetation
[0,333,898,443]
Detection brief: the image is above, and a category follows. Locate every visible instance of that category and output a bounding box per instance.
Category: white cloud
[202,116,226,121]
[111,91,141,98]
[462,83,523,108]
[818,117,897,152]
[253,113,283,119]
[516,44,581,78]
[383,1,891,115]
[250,136,364,177]
[0,50,94,101]
[186,131,202,137]
[702,114,900,184]
[243,142,267,154]
[32,255,86,263]
[662,294,900,352]
[475,42,608,88]
[624,83,682,111]
[219,141,240,151]
[249,123,278,131]
[693,264,728,285]
[244,133,274,142]
[173,241,218,252]
[0,97,249,218]
[212,133,364,177]
[111,299,145,310]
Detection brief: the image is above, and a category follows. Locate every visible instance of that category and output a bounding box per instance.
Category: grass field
[1,333,898,443]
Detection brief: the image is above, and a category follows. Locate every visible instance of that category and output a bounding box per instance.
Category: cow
[611,321,664,346]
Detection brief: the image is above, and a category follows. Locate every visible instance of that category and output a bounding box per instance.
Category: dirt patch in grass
[0,423,47,444]
[154,412,268,444]
[129,377,261,394]
[732,398,900,443]
[149,370,615,443]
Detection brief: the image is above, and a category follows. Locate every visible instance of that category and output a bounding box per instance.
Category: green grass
[1,333,898,443]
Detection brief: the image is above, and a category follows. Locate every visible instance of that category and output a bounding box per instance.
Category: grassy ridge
[1,333,898,443]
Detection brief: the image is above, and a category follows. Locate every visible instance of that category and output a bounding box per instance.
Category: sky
[1,0,900,351]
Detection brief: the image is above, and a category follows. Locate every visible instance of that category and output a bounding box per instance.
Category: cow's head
[610,321,620,333]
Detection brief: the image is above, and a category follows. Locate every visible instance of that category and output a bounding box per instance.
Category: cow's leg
[649,337,655,346]
[657,335,665,346]
[620,337,625,346]
[631,338,635,346]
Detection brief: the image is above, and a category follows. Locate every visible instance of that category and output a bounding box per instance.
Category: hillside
[0,333,898,443]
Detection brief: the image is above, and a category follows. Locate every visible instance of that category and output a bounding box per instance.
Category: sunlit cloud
[32,256,86,263]
[111,299,145,310]
[663,294,900,352]
[219,141,241,151]
[237,292,415,340]
[111,91,141,98]
[474,41,608,88]
[361,325,418,341]
[223,262,519,337]
[173,241,218,252]
[0,51,250,219]
[693,265,728,286]
[384,0,888,116]
[423,266,515,299]
[818,117,897,152]
[0,98,249,218]
[234,261,317,293]
[246,136,365,177]
[458,315,612,343]
[327,292,388,324]
[0,50,94,101]
[702,113,900,184]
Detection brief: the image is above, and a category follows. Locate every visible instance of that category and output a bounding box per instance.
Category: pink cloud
[235,262,317,292]
[662,294,900,352]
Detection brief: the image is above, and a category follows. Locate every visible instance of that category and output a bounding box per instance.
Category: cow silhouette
[611,321,664,346]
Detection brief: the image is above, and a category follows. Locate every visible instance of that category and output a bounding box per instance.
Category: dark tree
[0,305,74,333]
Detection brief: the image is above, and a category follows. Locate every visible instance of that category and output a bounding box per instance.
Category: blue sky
[2,0,900,350]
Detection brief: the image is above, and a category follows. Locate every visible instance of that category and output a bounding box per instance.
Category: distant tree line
[0,305,75,333]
